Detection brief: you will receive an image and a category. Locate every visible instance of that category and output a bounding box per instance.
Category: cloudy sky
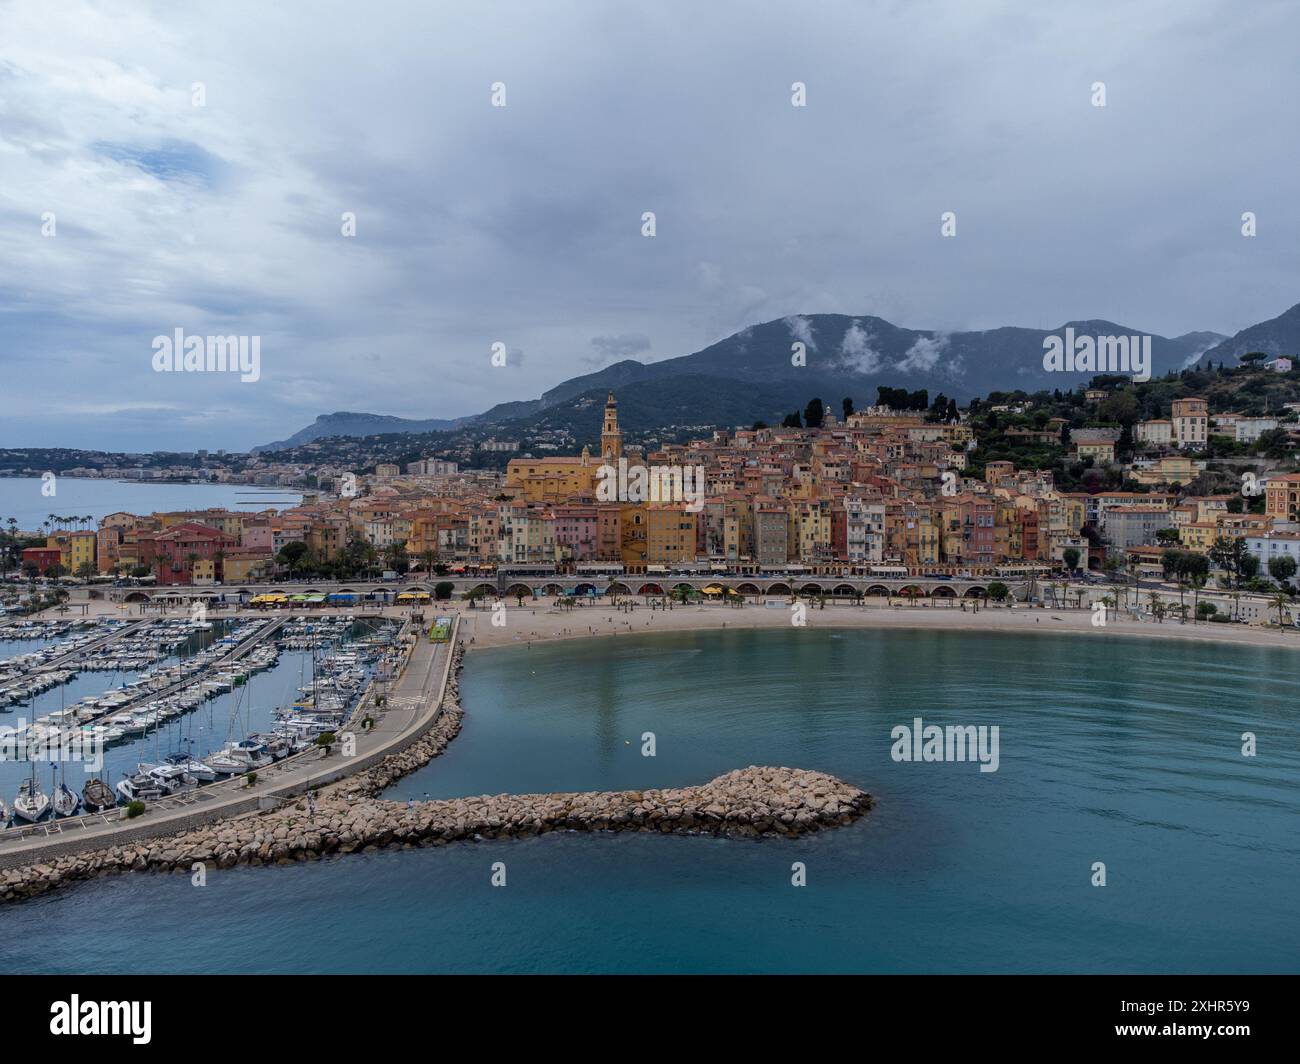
[2,0,1298,452]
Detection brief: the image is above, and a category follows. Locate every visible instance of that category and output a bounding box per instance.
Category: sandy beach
[447,598,1300,654]
[18,592,1300,655]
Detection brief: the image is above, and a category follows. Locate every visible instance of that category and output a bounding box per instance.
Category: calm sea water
[0,477,300,530]
[1,628,1297,974]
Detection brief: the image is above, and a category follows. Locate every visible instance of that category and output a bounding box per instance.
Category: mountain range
[254,412,471,451]
[253,305,1300,451]
[1193,301,1300,367]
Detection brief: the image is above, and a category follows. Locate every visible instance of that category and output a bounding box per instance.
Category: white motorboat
[140,762,198,793]
[210,740,271,774]
[248,733,292,761]
[115,773,167,804]
[161,752,217,782]
[229,739,273,770]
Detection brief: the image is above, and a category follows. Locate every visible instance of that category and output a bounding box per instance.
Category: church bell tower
[601,391,623,463]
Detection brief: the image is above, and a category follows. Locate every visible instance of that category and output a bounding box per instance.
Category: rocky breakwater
[1,765,871,901]
[305,764,871,856]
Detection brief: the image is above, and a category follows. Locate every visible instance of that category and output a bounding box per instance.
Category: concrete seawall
[1,645,873,902]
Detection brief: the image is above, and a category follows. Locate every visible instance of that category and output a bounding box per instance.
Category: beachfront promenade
[89,573,1041,606]
[0,619,456,871]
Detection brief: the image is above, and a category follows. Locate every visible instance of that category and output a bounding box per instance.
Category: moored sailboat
[13,777,50,822]
[82,778,116,813]
[52,781,81,818]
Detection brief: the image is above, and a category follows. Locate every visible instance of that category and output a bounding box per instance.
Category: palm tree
[1147,594,1167,623]
[1190,573,1206,625]
[1270,590,1290,628]
[1126,554,1141,615]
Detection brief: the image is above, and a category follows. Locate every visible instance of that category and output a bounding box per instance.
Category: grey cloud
[587,333,651,365]
[1,0,1297,451]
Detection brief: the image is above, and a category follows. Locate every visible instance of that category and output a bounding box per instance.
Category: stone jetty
[0,646,872,902]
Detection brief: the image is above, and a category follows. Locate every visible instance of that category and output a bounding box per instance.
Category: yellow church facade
[505,391,624,503]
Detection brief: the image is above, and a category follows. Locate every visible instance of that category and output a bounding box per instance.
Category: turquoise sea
[0,627,1296,973]
[0,477,300,530]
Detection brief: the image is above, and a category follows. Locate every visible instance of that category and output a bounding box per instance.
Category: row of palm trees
[1069,564,1294,628]
[43,514,97,532]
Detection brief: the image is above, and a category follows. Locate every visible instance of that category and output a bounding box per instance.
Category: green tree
[1098,389,1139,426]
[1208,538,1249,588]
[276,540,310,576]
[383,542,410,574]
[1160,548,1184,580]
[1268,554,1297,587]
